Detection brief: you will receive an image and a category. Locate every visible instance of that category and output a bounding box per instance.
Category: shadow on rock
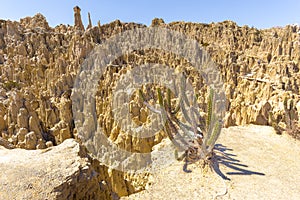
[211,144,265,180]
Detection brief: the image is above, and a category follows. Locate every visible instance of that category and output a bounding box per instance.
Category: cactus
[139,76,223,166]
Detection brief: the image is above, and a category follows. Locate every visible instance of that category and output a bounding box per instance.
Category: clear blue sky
[0,0,299,29]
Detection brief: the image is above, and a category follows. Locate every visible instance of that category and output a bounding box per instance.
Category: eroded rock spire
[73,6,84,31]
[87,12,92,29]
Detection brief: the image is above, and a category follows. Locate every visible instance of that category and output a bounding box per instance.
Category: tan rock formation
[17,108,29,129]
[20,13,50,30]
[73,6,85,31]
[0,139,115,199]
[0,136,15,149]
[87,12,93,29]
[0,9,299,198]
[24,131,37,149]
[151,18,165,26]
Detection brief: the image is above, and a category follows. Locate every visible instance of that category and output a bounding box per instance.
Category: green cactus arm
[164,117,189,151]
[206,120,222,152]
[202,87,215,148]
[175,119,194,133]
[138,89,146,102]
[167,88,172,107]
[164,99,171,113]
[206,87,214,132]
[171,97,181,115]
[171,116,195,138]
[157,88,164,107]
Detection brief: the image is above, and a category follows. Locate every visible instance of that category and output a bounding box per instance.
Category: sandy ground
[122,125,300,200]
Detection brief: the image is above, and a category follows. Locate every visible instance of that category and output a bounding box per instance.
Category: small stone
[36,139,46,149]
[25,131,37,150]
[46,141,53,148]
[17,128,28,142]
[60,127,72,142]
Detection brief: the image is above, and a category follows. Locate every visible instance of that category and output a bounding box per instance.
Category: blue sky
[0,0,299,29]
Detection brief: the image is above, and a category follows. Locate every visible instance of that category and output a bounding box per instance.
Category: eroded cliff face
[0,9,299,198]
[0,13,148,198]
[164,20,300,131]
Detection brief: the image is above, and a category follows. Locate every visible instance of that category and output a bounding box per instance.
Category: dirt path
[122,125,300,200]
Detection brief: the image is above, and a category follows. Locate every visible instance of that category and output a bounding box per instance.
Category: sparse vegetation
[139,76,222,168]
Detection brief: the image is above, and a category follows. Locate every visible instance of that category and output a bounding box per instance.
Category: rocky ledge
[0,139,117,200]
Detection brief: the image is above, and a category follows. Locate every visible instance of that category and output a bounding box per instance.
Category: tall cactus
[139,77,223,165]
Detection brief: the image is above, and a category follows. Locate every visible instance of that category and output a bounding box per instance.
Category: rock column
[73,6,84,31]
